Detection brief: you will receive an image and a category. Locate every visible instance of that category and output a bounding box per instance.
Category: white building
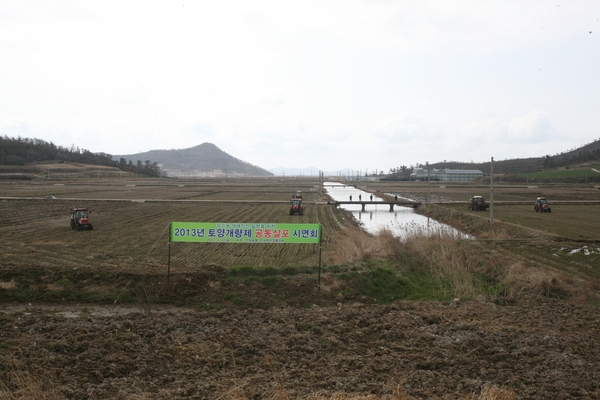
[411,168,484,181]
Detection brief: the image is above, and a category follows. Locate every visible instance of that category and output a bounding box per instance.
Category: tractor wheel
[89,224,94,230]
[548,208,551,213]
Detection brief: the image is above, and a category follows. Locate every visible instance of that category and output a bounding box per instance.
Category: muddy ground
[1,296,600,400]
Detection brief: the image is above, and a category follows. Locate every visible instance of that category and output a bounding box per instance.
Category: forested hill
[0,137,271,178]
[430,138,600,174]
[0,136,161,177]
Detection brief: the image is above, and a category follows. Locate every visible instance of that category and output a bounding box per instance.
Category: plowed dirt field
[2,298,600,399]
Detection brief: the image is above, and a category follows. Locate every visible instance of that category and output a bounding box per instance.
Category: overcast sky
[1,1,599,172]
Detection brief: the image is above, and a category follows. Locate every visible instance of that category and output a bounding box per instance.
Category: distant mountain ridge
[428,138,600,174]
[114,143,272,177]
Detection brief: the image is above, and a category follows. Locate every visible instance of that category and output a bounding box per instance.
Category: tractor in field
[534,197,551,213]
[70,208,93,230]
[469,196,489,211]
[290,192,304,215]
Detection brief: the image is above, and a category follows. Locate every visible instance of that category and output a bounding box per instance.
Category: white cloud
[508,110,556,142]
[1,1,599,171]
[258,88,286,106]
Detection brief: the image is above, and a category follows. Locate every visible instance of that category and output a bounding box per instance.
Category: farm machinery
[469,196,489,211]
[290,191,304,215]
[70,208,93,230]
[534,197,551,213]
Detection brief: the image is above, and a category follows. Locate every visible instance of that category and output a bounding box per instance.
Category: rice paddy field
[1,175,600,399]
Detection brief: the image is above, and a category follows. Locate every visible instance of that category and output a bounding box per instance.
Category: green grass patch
[223,293,245,305]
[244,275,283,287]
[54,278,73,286]
[229,265,318,277]
[339,267,453,302]
[93,272,114,282]
[519,165,600,180]
[281,266,298,275]
[13,276,35,286]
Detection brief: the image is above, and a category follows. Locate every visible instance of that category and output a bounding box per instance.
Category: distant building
[411,168,484,181]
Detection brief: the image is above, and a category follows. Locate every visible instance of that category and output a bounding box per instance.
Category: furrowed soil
[1,175,600,399]
[2,298,599,399]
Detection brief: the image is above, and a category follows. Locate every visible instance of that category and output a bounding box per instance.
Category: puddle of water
[324,182,470,239]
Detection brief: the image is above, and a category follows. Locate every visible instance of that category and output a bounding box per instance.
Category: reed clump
[393,226,500,300]
[505,262,573,298]
[328,224,496,300]
[329,219,582,302]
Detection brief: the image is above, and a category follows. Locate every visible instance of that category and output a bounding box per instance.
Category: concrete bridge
[328,200,421,212]
[324,200,600,212]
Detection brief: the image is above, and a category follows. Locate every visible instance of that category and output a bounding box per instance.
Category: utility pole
[426,161,430,205]
[490,157,494,226]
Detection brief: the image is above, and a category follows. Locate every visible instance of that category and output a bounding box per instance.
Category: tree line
[0,136,161,177]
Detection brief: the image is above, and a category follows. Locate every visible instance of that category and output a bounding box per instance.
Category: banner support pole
[317,224,322,290]
[167,223,171,287]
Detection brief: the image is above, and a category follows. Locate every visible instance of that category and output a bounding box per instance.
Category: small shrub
[134,282,158,314]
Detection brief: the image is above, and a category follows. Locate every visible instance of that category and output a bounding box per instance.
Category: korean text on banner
[170,222,321,244]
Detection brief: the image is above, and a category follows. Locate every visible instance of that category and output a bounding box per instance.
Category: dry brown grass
[329,224,508,300]
[329,229,376,264]
[0,361,63,400]
[395,229,493,300]
[333,221,596,302]
[506,262,573,298]
[0,364,519,400]
[466,385,519,400]
[221,383,518,399]
[213,383,518,399]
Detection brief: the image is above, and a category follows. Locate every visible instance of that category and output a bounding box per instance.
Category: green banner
[170,222,321,243]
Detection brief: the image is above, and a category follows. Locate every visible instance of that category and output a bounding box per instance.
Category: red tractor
[469,196,489,211]
[70,208,94,230]
[289,192,304,215]
[534,197,551,213]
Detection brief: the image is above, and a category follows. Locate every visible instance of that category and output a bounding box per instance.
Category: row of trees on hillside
[0,136,161,177]
[544,146,600,169]
[116,157,161,177]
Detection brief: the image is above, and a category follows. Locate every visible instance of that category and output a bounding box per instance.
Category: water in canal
[324,182,470,239]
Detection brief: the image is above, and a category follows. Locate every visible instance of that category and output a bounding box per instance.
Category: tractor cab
[289,196,304,215]
[534,197,551,213]
[70,208,94,230]
[469,196,489,211]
